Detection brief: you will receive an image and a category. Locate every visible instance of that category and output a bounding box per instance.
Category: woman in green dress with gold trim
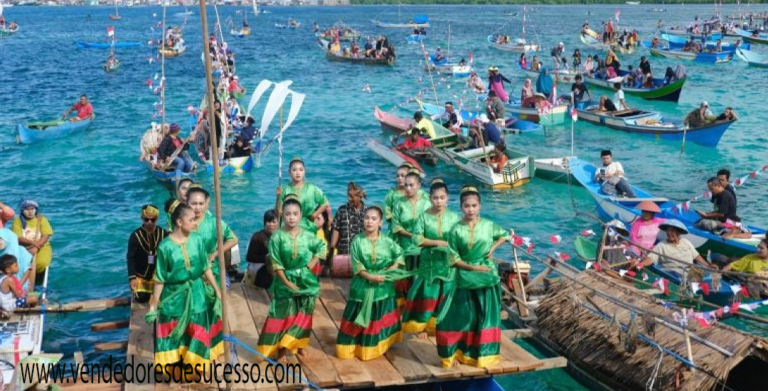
[383,164,410,224]
[402,178,460,335]
[337,206,404,361]
[186,186,239,286]
[150,202,223,379]
[277,158,331,235]
[437,186,509,369]
[391,170,431,307]
[256,195,327,363]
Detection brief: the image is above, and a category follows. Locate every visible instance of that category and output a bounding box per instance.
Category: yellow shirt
[415,118,436,139]
[729,254,768,275]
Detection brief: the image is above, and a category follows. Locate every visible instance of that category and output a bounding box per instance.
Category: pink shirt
[630,217,664,255]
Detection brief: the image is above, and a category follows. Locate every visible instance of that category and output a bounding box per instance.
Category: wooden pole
[595,225,609,267]
[509,229,529,317]
[198,0,231,367]
[683,308,696,371]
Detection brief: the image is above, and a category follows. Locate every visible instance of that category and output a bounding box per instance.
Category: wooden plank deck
[122,278,565,390]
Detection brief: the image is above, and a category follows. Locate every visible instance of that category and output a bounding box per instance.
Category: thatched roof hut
[535,270,768,391]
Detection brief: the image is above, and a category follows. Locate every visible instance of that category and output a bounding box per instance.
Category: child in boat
[0,255,38,312]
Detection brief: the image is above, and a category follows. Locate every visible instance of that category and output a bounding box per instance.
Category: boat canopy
[414,15,429,24]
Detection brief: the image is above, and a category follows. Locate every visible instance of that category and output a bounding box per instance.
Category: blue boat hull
[75,41,142,49]
[16,117,94,144]
[569,158,765,258]
[406,34,426,43]
[204,155,254,174]
[144,161,193,188]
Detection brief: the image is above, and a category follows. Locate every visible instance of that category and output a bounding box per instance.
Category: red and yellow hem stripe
[336,332,402,361]
[257,334,310,360]
[402,317,436,335]
[440,349,500,369]
[155,340,226,367]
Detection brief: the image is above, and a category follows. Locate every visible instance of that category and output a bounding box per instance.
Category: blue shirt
[240,125,256,142]
[484,122,502,144]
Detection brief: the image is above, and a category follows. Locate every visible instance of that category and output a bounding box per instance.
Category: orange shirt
[400,137,432,150]
[491,153,508,173]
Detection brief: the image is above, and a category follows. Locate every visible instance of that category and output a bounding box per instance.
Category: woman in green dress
[150,202,223,377]
[337,206,404,361]
[256,195,327,363]
[383,164,410,224]
[402,178,460,335]
[437,186,508,369]
[391,170,431,307]
[186,186,239,286]
[278,158,331,235]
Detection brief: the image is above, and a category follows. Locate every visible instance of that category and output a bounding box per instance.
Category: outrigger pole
[198,0,232,366]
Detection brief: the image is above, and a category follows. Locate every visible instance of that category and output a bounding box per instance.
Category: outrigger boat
[734,28,768,45]
[573,103,734,147]
[649,47,733,63]
[318,39,395,66]
[488,34,539,53]
[658,32,751,52]
[367,139,428,177]
[568,157,766,258]
[16,116,95,144]
[735,47,768,67]
[371,14,429,28]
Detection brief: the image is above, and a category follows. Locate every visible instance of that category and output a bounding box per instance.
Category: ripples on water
[1,4,767,389]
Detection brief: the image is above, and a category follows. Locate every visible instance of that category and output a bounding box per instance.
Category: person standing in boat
[186,186,240,287]
[391,170,432,308]
[127,205,167,303]
[149,202,223,381]
[62,95,93,123]
[487,67,511,103]
[277,158,331,235]
[256,195,327,363]
[402,179,460,335]
[437,186,508,369]
[12,200,53,274]
[485,91,505,124]
[336,206,404,361]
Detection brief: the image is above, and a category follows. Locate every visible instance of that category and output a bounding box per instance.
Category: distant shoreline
[350,1,761,5]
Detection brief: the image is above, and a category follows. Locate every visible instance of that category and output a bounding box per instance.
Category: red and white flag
[107,26,115,37]
[581,229,595,237]
[468,51,473,64]
[554,252,571,261]
[570,106,578,122]
[549,235,562,244]
[615,8,620,23]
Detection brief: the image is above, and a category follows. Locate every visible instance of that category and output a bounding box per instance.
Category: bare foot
[416,332,428,339]
[296,348,309,358]
[451,360,461,368]
[277,348,288,364]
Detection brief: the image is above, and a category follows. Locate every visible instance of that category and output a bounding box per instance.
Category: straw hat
[659,219,688,234]
[636,200,661,214]
[606,220,629,236]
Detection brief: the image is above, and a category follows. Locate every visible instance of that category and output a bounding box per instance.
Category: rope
[646,344,664,390]
[223,335,327,390]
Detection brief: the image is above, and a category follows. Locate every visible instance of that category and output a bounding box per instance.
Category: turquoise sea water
[2,3,768,389]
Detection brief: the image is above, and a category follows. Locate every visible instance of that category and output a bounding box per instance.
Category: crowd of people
[326,35,395,61]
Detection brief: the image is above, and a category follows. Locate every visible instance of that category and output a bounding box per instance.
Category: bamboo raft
[119,278,566,390]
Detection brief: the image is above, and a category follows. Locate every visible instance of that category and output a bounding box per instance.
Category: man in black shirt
[714,168,737,208]
[127,205,167,303]
[639,56,652,76]
[696,177,738,232]
[571,75,591,103]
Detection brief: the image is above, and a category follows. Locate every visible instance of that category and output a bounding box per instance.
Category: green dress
[391,196,431,306]
[280,182,328,234]
[194,211,237,284]
[256,229,327,358]
[384,188,428,223]
[336,234,404,361]
[437,218,508,369]
[153,233,223,367]
[402,209,460,335]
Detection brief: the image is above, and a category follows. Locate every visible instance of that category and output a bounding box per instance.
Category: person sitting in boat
[157,123,195,176]
[433,47,445,62]
[535,68,554,99]
[398,129,433,152]
[62,94,94,123]
[595,220,636,266]
[605,50,620,73]
[583,56,594,76]
[521,78,535,104]
[531,55,541,72]
[651,36,661,48]
[573,49,582,67]
[351,41,360,57]
[716,107,738,122]
[516,53,528,70]
[226,135,252,159]
[713,39,723,53]
[0,254,38,313]
[363,38,374,57]
[683,101,711,128]
[631,219,716,277]
[411,111,436,139]
[471,114,502,148]
[466,71,486,94]
[313,22,319,32]
[485,91,505,124]
[433,102,462,134]
[722,240,768,284]
[598,83,628,112]
[630,201,664,256]
[289,19,298,27]
[624,65,638,88]
[695,177,739,233]
[595,149,637,198]
[570,75,591,104]
[488,141,509,173]
[106,54,117,69]
[343,47,352,57]
[418,27,427,36]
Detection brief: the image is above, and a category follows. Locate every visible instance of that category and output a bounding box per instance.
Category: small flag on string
[468,51,473,63]
[694,316,712,328]
[653,278,669,295]
[642,272,648,281]
[615,8,620,23]
[512,235,524,246]
[571,105,578,122]
[107,26,115,37]
[730,283,743,295]
[730,303,740,314]
[554,252,570,261]
[581,229,595,237]
[700,283,710,295]
[691,282,700,294]
[585,261,593,270]
[549,235,562,244]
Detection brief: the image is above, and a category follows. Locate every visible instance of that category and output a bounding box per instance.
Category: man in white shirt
[595,149,637,197]
[598,83,629,112]
[432,101,463,133]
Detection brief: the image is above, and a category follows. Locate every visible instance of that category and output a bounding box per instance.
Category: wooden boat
[660,33,751,52]
[506,96,569,126]
[230,27,250,37]
[373,106,414,134]
[159,43,186,58]
[568,157,766,258]
[732,28,768,45]
[430,133,535,188]
[275,21,300,29]
[736,48,768,67]
[518,66,687,102]
[661,29,723,41]
[371,15,429,29]
[367,139,427,177]
[534,156,577,183]
[574,103,734,147]
[487,34,538,52]
[203,156,254,174]
[109,1,121,20]
[417,100,478,126]
[318,39,395,65]
[74,41,141,49]
[315,28,360,42]
[579,33,636,53]
[0,24,19,36]
[16,116,95,144]
[649,47,733,63]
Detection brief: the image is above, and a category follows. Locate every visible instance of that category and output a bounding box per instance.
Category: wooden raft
[122,278,563,390]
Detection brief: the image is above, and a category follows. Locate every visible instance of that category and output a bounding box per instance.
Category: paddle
[157,125,199,172]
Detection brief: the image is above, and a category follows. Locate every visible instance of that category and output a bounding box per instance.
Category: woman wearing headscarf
[487,67,511,103]
[605,50,620,73]
[0,229,33,290]
[127,205,168,303]
[535,68,554,98]
[12,200,53,274]
[520,79,534,103]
